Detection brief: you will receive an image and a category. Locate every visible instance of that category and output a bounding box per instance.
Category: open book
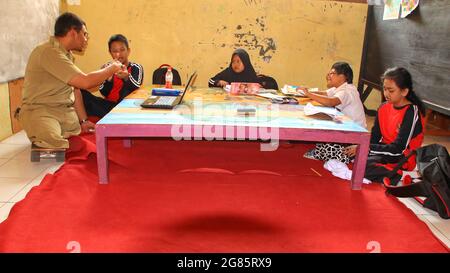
[229,82,261,95]
[281,84,319,96]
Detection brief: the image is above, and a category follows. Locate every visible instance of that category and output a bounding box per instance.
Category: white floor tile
[0,202,16,224]
[9,181,41,203]
[0,177,32,202]
[1,130,30,145]
[397,197,436,215]
[14,146,32,161]
[10,163,63,203]
[0,158,55,178]
[417,215,450,249]
[0,143,29,159]
[45,163,64,174]
[422,214,450,241]
[398,197,450,249]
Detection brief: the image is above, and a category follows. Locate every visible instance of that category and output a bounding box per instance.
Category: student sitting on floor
[74,34,144,129]
[343,67,425,184]
[299,62,366,163]
[208,48,261,88]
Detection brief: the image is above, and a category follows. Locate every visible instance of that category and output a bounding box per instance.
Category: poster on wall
[400,0,419,18]
[367,0,384,5]
[383,0,402,20]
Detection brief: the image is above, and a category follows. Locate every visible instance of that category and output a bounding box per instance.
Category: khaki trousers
[18,105,81,149]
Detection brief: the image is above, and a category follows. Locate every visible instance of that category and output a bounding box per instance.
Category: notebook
[230,82,260,95]
[141,71,197,109]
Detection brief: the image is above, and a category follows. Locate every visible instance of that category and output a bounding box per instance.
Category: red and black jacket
[100,62,144,103]
[370,102,424,170]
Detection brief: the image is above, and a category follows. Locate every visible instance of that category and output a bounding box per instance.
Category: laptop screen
[179,71,197,102]
[140,71,197,109]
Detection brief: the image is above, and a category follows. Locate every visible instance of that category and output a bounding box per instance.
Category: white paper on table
[281,84,300,96]
[304,103,343,123]
[256,93,287,100]
[257,88,278,94]
[304,102,338,116]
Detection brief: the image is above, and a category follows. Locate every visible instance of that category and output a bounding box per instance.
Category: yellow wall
[62,0,367,90]
[0,83,12,141]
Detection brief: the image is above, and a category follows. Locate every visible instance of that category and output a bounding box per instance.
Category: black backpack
[152,64,182,85]
[384,144,450,219]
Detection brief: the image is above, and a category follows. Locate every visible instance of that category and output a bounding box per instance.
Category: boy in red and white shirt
[74,34,144,132]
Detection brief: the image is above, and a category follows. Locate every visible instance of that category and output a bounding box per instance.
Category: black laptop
[141,71,197,109]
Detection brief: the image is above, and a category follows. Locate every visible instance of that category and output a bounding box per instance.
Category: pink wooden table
[96,88,370,189]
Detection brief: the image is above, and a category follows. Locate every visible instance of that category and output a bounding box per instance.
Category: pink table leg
[96,125,109,184]
[351,135,370,190]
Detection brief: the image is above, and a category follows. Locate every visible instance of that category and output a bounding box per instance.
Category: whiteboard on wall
[0,0,59,83]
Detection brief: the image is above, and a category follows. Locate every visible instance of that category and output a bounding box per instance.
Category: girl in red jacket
[344,67,426,184]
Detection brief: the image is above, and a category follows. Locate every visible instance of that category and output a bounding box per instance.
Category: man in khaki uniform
[18,12,123,149]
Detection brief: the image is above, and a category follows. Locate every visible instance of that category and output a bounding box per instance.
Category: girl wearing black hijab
[208,48,260,87]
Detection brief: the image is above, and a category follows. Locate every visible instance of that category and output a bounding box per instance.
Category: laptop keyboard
[154,96,177,105]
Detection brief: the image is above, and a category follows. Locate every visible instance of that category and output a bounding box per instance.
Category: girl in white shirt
[298,62,367,163]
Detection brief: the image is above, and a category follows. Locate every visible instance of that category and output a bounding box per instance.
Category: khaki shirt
[21,37,83,107]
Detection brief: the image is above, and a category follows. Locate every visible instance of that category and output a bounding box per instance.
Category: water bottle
[165,67,173,88]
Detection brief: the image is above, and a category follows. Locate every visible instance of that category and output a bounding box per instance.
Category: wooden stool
[30,144,66,162]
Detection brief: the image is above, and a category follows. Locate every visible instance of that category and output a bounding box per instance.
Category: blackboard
[0,0,59,83]
[358,1,450,116]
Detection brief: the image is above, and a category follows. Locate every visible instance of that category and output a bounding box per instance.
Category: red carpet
[0,136,447,253]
